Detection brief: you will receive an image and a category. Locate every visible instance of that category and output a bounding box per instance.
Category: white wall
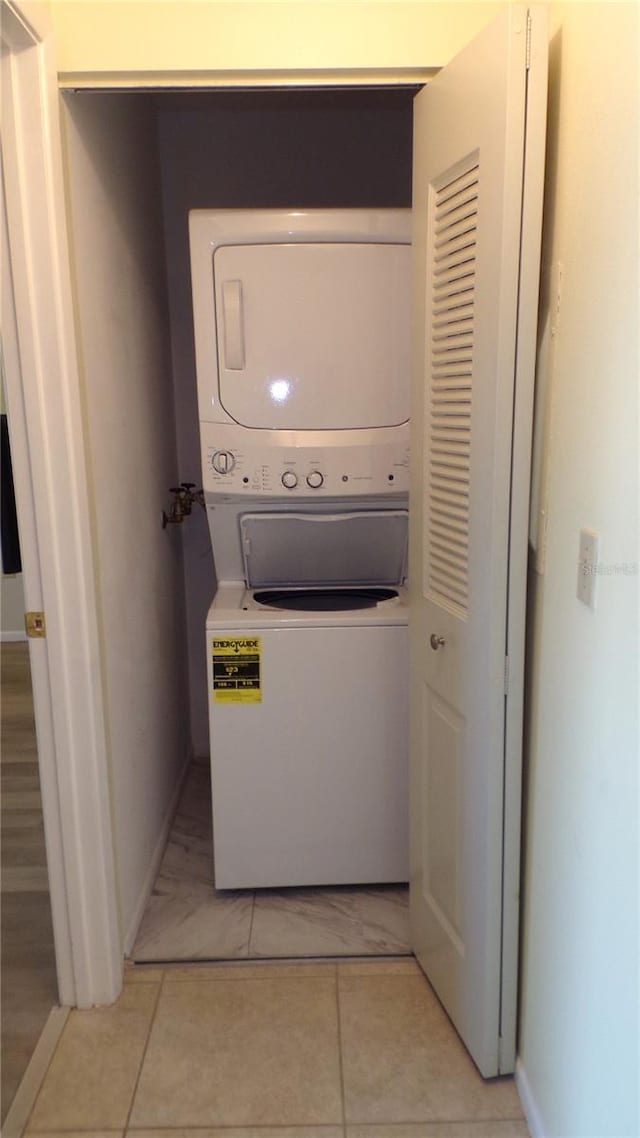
[60,94,191,947]
[519,5,639,1136]
[157,92,412,753]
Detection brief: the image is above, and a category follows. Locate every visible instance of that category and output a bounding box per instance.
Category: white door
[409,6,547,1076]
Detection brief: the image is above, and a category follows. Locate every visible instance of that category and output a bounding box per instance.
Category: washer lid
[213,242,410,430]
[240,510,408,588]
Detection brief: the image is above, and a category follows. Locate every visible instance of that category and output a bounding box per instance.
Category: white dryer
[189,208,411,889]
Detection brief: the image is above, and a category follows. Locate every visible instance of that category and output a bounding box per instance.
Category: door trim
[58,67,436,91]
[1,0,122,1006]
[3,0,542,1018]
[499,6,548,1072]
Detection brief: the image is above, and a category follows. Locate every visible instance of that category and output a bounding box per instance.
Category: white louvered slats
[425,158,478,613]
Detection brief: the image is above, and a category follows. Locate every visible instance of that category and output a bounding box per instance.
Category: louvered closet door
[427,161,477,610]
[409,6,547,1077]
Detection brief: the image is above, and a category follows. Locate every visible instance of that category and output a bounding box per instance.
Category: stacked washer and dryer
[189,209,411,890]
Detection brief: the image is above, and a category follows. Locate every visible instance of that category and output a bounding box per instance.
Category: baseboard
[515,1056,546,1138]
[1,630,27,642]
[122,748,193,956]
[2,1005,69,1138]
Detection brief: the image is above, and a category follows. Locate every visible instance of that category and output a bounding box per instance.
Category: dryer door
[213,242,410,430]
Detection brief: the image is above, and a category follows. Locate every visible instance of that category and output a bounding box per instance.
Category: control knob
[211,450,235,475]
[306,470,324,489]
[281,470,298,489]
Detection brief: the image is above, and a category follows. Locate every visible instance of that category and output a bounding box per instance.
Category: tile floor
[132,757,410,963]
[24,958,529,1135]
[1,642,58,1122]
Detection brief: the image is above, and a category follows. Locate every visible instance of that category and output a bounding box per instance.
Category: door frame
[2,0,434,1008]
[1,0,121,1006]
[3,0,537,1019]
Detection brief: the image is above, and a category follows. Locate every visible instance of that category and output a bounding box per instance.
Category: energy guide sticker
[212,637,262,703]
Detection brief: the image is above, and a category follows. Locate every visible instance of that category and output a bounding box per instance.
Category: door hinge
[504,655,510,696]
[525,11,532,70]
[25,611,46,638]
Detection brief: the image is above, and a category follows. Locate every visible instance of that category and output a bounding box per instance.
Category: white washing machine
[189,208,411,889]
[204,509,409,890]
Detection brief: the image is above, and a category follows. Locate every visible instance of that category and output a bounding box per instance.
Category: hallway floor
[23,958,529,1135]
[1,642,58,1123]
[133,757,410,962]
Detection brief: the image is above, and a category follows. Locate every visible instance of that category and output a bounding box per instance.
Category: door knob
[430,634,446,650]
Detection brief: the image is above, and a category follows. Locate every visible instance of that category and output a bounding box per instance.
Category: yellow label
[212,636,262,703]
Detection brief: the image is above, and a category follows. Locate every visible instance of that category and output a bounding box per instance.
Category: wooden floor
[1,641,58,1123]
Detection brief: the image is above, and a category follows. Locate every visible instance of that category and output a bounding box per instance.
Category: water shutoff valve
[162,483,205,529]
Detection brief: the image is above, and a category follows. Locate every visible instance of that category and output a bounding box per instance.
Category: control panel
[200,426,410,498]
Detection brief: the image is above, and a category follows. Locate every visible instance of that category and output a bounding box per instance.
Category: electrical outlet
[577,529,599,609]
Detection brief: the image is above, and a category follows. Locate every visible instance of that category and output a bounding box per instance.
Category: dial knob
[306,470,324,489]
[211,450,235,475]
[281,470,298,489]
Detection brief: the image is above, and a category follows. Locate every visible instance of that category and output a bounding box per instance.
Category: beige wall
[520,4,639,1136]
[50,0,503,81]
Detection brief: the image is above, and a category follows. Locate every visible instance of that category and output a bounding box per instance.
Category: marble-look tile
[249,884,410,957]
[130,975,343,1126]
[339,971,524,1123]
[132,883,253,962]
[176,758,214,824]
[133,756,411,963]
[348,1126,529,1138]
[156,815,216,889]
[131,759,253,961]
[28,983,159,1131]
